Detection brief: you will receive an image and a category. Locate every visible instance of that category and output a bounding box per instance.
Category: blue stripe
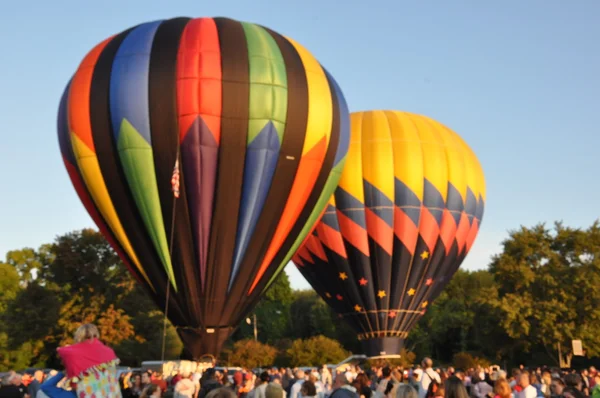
[57,80,74,164]
[323,68,350,166]
[335,187,367,229]
[229,121,281,290]
[109,20,163,143]
[363,180,394,228]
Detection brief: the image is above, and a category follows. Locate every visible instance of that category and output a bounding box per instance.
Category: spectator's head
[334,372,349,390]
[12,373,22,386]
[519,371,531,388]
[444,376,469,398]
[494,379,511,398]
[551,378,565,396]
[142,372,151,384]
[301,380,317,397]
[34,370,44,382]
[266,383,285,398]
[74,323,100,343]
[382,367,392,379]
[565,373,582,390]
[261,371,271,384]
[422,358,434,369]
[295,370,306,380]
[396,384,418,398]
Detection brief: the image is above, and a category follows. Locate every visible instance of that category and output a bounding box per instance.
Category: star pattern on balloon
[339,272,348,280]
[336,294,343,301]
[388,311,397,318]
[325,292,332,298]
[420,251,429,260]
[422,301,428,308]
[426,278,433,286]
[359,278,368,286]
[407,288,416,296]
[354,304,362,312]
[377,290,386,299]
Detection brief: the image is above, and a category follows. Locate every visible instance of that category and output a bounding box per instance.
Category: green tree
[234,272,294,343]
[485,221,600,367]
[285,335,349,367]
[229,339,278,369]
[0,263,20,312]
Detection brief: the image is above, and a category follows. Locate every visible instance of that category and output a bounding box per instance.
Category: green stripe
[261,154,348,293]
[117,119,177,289]
[242,22,288,144]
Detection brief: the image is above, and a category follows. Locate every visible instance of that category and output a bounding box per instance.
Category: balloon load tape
[357,331,409,341]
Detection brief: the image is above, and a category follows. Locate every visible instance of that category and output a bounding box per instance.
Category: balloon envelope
[292,110,485,357]
[57,17,350,358]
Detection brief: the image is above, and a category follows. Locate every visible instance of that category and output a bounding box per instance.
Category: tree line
[1,221,600,371]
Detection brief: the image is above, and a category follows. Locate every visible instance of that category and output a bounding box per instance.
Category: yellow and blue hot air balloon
[57,17,350,358]
[292,110,485,357]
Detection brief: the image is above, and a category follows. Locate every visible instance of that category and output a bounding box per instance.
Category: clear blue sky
[1,0,598,290]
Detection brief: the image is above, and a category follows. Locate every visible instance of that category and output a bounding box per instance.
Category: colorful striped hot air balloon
[292,110,485,357]
[57,17,350,358]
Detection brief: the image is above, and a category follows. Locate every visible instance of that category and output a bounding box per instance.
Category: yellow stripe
[427,117,467,203]
[385,111,425,202]
[70,133,153,288]
[361,111,394,201]
[285,37,333,155]
[449,129,486,202]
[411,114,448,201]
[338,112,365,202]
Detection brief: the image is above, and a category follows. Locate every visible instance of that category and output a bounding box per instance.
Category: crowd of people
[2,357,600,398]
[1,323,598,398]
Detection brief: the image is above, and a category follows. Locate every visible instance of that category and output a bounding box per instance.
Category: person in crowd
[472,374,493,398]
[329,373,358,398]
[517,372,537,398]
[27,371,43,398]
[289,371,305,398]
[40,372,74,398]
[0,372,27,398]
[591,374,600,398]
[124,373,146,398]
[376,367,394,398]
[140,385,161,398]
[549,378,564,398]
[396,385,418,398]
[445,377,469,398]
[56,323,121,398]
[174,372,196,398]
[493,379,512,398]
[200,369,222,398]
[420,359,441,398]
[206,388,237,398]
[300,381,317,398]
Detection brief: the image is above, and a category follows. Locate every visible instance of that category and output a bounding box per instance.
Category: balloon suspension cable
[161,152,180,362]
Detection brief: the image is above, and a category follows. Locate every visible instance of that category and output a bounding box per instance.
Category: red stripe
[394,206,419,256]
[336,209,370,257]
[64,159,143,285]
[177,18,222,143]
[455,212,470,253]
[439,209,458,255]
[292,254,304,267]
[306,235,328,262]
[365,207,393,255]
[297,246,314,264]
[317,222,347,259]
[419,206,441,252]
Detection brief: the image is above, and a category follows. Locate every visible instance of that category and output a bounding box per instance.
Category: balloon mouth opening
[360,337,405,358]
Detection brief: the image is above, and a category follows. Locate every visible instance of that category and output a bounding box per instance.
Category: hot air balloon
[292,110,485,358]
[57,17,350,359]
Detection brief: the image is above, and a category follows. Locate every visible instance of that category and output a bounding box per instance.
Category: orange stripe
[307,235,327,262]
[419,206,440,252]
[250,136,328,292]
[439,209,458,255]
[465,219,480,252]
[365,208,393,255]
[317,223,347,259]
[394,206,418,256]
[455,212,470,252]
[69,37,113,150]
[336,210,370,257]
